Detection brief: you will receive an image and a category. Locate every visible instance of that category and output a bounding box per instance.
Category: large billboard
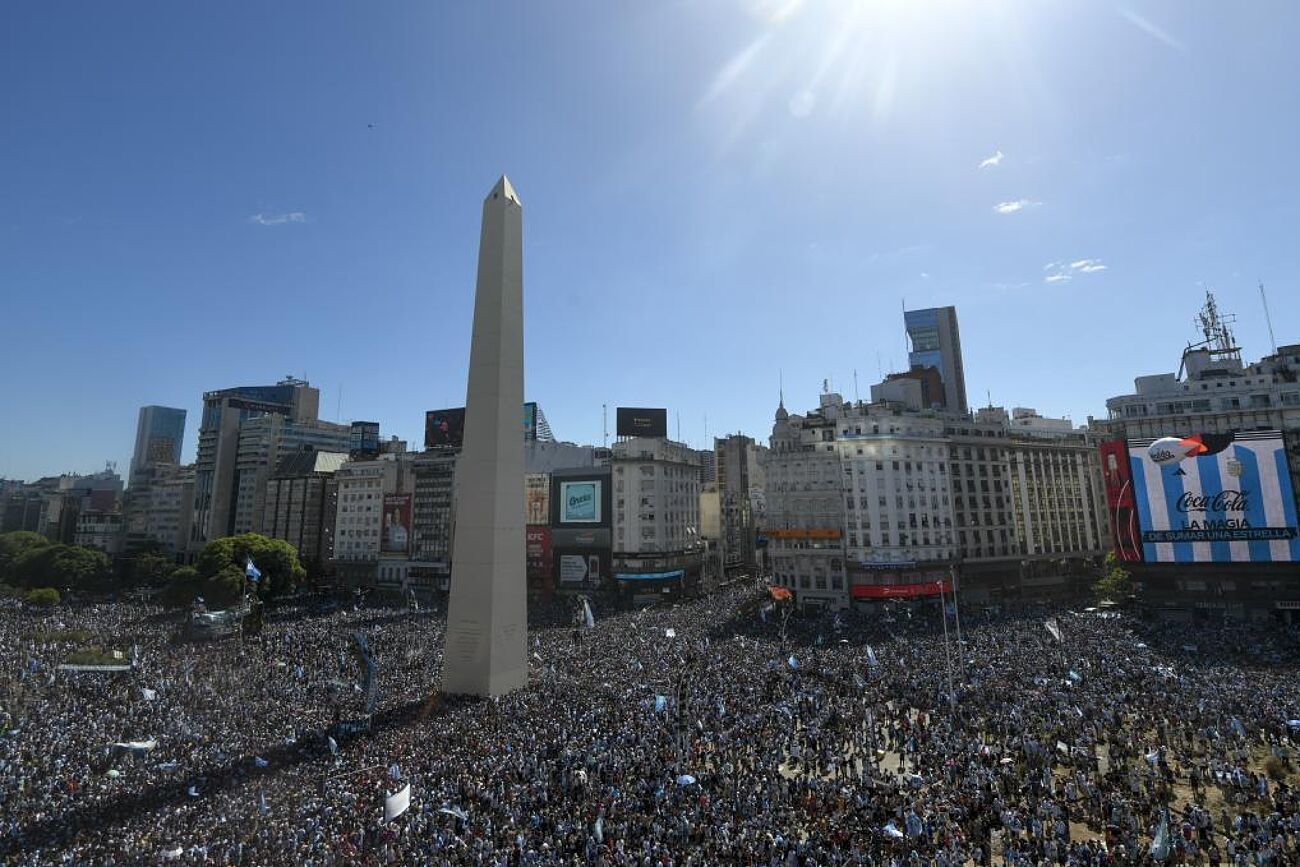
[559,480,600,523]
[1099,439,1142,562]
[616,407,668,438]
[425,408,466,449]
[381,494,412,556]
[525,474,550,524]
[1128,430,1299,563]
[556,550,607,585]
[526,525,552,580]
[524,402,538,441]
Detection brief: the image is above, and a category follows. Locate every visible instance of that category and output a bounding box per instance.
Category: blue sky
[2,1,1297,481]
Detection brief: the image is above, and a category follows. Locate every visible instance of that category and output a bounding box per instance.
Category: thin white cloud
[1119,8,1187,53]
[1070,258,1108,273]
[249,212,306,226]
[1043,261,1063,272]
[1044,273,1072,284]
[993,199,1038,215]
[978,150,1004,169]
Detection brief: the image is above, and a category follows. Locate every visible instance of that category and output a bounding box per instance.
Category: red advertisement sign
[1098,440,1142,562]
[525,525,552,579]
[850,579,953,600]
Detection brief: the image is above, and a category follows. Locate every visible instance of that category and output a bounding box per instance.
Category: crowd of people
[3,585,1300,865]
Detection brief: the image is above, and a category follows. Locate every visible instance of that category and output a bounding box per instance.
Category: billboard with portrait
[559,480,600,524]
[424,408,466,449]
[616,407,668,438]
[525,474,550,525]
[1128,430,1299,563]
[381,494,412,556]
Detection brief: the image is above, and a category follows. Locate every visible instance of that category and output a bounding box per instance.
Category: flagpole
[936,579,956,709]
[949,565,964,650]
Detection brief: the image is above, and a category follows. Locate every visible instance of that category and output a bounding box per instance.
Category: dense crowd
[3,586,1300,866]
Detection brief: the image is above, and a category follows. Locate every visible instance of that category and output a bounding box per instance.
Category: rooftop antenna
[676,411,681,441]
[779,369,784,408]
[602,403,608,447]
[1261,280,1278,355]
[853,369,860,403]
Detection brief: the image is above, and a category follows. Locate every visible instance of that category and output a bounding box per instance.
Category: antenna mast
[1261,280,1278,355]
[602,404,608,448]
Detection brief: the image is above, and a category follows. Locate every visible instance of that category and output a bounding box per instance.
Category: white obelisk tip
[488,175,520,206]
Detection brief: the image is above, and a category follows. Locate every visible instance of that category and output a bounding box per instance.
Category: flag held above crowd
[384,784,411,822]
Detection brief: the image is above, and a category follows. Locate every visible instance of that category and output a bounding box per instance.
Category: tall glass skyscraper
[904,306,968,414]
[130,405,187,479]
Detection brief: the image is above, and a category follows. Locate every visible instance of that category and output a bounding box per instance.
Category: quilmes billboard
[616,407,668,438]
[1128,430,1299,563]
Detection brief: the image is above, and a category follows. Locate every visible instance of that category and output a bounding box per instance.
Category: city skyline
[4,2,1299,481]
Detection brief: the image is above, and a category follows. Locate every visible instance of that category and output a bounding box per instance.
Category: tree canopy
[0,531,52,576]
[194,533,305,598]
[7,543,111,590]
[1093,551,1133,602]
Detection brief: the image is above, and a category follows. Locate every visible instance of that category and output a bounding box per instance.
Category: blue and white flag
[1150,810,1170,861]
[882,820,904,839]
[866,645,880,669]
[253,756,269,769]
[582,599,595,629]
[384,783,411,822]
[245,559,261,582]
[654,695,667,713]
[788,655,798,670]
[594,814,604,843]
[258,788,269,816]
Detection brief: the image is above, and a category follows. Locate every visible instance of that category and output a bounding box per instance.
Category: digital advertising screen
[381,494,412,556]
[424,408,466,449]
[616,407,668,438]
[559,480,600,524]
[525,525,552,579]
[1128,430,1299,563]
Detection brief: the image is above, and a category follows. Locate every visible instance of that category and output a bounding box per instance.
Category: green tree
[0,531,52,581]
[24,587,60,607]
[124,551,175,587]
[161,565,202,608]
[203,565,247,609]
[1093,551,1133,601]
[9,544,111,590]
[195,533,305,598]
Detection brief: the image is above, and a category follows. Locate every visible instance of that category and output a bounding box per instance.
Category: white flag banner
[384,783,411,822]
[1044,619,1063,644]
[141,688,157,701]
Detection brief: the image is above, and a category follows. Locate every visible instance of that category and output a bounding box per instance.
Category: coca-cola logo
[1176,490,1249,513]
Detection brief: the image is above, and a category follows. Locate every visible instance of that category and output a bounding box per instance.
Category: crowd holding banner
[2,586,1300,865]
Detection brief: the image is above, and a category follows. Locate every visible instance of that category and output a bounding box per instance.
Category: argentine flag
[245,559,261,582]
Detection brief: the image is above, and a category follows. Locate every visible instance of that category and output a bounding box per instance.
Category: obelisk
[441,176,527,696]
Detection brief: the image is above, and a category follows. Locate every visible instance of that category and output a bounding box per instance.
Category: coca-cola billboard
[1127,430,1298,563]
[1099,439,1142,563]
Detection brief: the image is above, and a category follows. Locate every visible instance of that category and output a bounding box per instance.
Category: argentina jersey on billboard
[1128,430,1299,563]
